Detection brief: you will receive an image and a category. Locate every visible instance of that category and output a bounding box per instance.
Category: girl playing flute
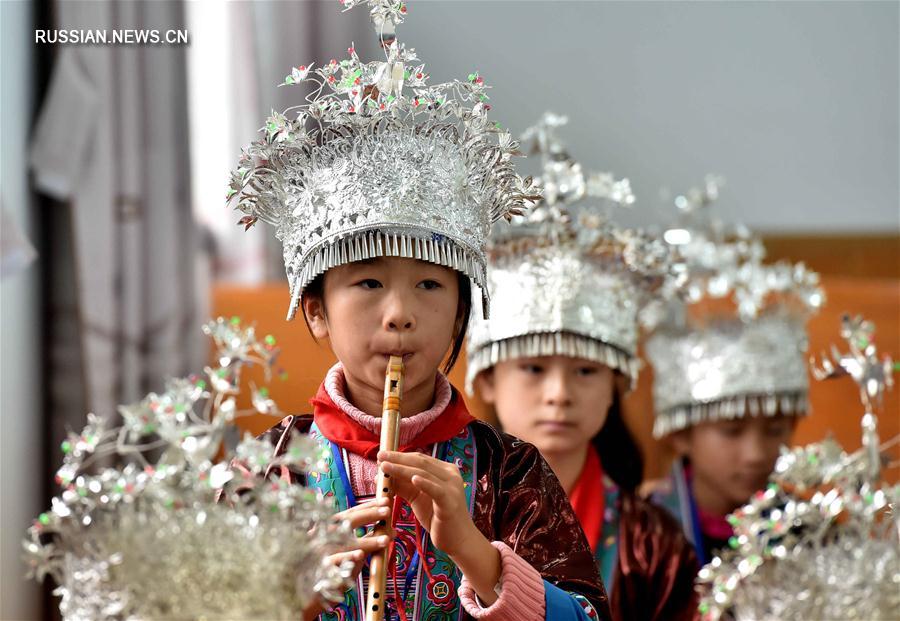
[227,4,609,620]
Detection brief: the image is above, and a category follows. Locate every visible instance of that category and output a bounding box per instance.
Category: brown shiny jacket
[611,492,700,621]
[261,415,612,620]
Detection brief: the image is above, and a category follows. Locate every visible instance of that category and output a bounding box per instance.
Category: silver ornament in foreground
[23,317,354,620]
[696,314,900,621]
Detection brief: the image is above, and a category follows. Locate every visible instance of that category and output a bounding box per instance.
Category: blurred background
[2,1,897,619]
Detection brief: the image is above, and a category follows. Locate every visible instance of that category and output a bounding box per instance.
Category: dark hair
[592,386,645,492]
[300,267,472,375]
[443,273,471,374]
[483,363,646,491]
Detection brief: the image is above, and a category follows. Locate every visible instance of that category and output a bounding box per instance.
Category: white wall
[1,1,42,619]
[401,1,899,233]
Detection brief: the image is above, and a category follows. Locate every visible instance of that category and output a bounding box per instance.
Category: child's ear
[669,429,692,456]
[302,295,330,340]
[474,369,496,403]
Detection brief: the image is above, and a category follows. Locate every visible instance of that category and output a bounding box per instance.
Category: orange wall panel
[213,276,899,482]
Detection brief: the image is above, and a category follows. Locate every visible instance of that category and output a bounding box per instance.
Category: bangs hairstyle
[300,270,472,375]
[480,364,645,492]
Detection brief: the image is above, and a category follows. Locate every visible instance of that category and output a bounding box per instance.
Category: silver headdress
[646,178,825,437]
[466,112,682,392]
[23,317,353,620]
[227,0,537,320]
[696,314,900,621]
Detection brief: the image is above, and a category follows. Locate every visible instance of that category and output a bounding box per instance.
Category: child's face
[477,356,615,458]
[673,415,796,514]
[304,257,460,399]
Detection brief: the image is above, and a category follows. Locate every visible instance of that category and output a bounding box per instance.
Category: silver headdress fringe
[647,177,824,437]
[227,2,537,320]
[648,310,816,438]
[466,332,641,395]
[696,314,899,621]
[652,392,809,438]
[288,227,488,321]
[466,112,682,392]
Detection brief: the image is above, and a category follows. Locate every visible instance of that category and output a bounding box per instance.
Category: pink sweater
[324,364,546,619]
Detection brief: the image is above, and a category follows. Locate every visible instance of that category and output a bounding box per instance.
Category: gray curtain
[30,1,208,448]
[28,0,373,449]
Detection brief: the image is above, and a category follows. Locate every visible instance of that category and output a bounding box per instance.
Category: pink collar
[323,363,452,446]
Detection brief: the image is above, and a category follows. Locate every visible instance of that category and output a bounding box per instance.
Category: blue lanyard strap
[683,470,708,566]
[330,440,425,616]
[308,421,478,620]
[331,442,357,508]
[403,551,419,601]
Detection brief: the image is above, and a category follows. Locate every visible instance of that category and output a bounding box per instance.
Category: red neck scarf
[568,445,605,553]
[310,381,475,459]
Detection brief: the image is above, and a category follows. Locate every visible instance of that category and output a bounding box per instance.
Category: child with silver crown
[466,112,699,621]
[227,3,609,620]
[696,314,899,620]
[645,178,825,567]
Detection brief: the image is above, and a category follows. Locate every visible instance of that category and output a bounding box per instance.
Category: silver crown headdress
[646,178,825,437]
[227,0,537,320]
[22,318,353,620]
[466,112,682,393]
[696,314,900,621]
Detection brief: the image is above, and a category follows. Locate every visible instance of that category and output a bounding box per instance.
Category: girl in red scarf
[227,3,610,618]
[466,114,699,621]
[472,358,698,621]
[265,258,609,621]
